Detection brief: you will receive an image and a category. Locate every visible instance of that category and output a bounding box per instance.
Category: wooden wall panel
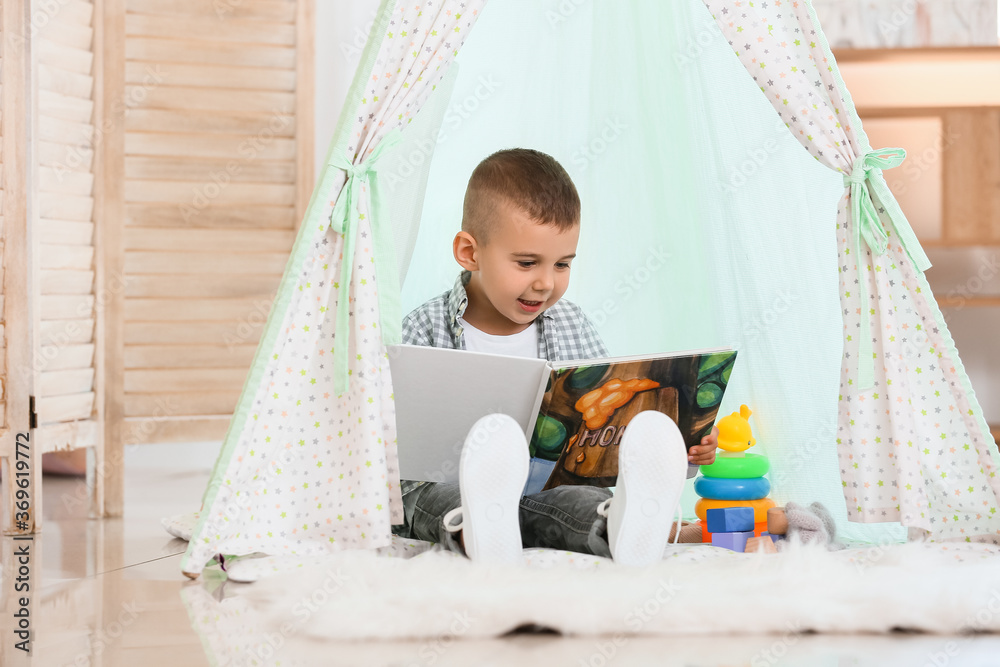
[119,0,309,444]
[1,0,40,533]
[942,109,1000,244]
[37,0,101,458]
[0,0,6,432]
[94,0,126,514]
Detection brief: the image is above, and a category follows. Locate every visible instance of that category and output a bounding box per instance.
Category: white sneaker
[443,413,529,564]
[597,411,687,566]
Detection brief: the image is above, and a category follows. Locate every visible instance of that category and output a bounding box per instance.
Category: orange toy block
[694,497,776,522]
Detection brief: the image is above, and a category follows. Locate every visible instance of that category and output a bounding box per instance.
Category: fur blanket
[233,541,1000,640]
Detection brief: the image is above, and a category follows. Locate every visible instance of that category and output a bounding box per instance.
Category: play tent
[179,0,1000,576]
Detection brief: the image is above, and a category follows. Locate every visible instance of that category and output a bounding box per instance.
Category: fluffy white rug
[242,541,1000,640]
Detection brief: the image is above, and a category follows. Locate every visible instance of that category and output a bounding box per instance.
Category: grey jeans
[392,482,614,558]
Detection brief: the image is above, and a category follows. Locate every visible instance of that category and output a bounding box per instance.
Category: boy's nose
[533,271,554,293]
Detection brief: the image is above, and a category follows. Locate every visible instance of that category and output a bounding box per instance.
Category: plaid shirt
[399,270,609,496]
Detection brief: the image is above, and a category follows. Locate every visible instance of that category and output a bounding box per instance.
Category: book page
[527,351,737,491]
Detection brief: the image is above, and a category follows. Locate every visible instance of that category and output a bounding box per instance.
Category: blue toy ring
[694,475,770,501]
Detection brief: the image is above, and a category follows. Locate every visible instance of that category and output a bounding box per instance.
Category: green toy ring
[700,452,770,479]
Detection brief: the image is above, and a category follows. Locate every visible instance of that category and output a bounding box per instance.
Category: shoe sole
[459,414,529,564]
[609,411,687,566]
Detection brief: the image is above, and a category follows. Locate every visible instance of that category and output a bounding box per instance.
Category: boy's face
[456,202,580,335]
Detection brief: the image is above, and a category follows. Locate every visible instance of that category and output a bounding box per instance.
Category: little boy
[393,148,718,566]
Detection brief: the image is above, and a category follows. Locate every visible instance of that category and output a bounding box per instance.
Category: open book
[388,345,737,494]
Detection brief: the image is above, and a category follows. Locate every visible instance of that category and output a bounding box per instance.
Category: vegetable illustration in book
[530,351,736,490]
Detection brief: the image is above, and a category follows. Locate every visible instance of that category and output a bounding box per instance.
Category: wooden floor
[18,446,1000,666]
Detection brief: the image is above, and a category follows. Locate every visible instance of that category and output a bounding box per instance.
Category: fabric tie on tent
[322,130,404,396]
[843,148,904,257]
[179,0,488,576]
[842,147,921,390]
[703,0,1000,542]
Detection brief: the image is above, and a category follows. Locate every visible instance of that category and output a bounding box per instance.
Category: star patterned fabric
[182,1,488,575]
[702,0,1000,543]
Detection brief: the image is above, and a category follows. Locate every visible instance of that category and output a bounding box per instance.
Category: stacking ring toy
[694,475,770,501]
[699,453,770,479]
[695,497,776,523]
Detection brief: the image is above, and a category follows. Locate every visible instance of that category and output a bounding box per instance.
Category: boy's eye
[556,262,571,269]
[517,261,535,268]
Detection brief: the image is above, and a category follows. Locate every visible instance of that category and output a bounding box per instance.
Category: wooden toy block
[760,531,782,542]
[711,530,754,552]
[767,507,788,535]
[746,535,778,554]
[706,506,755,533]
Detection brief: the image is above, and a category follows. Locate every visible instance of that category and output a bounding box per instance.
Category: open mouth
[517,299,543,312]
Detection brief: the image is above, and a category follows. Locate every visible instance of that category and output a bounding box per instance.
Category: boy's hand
[688,426,719,466]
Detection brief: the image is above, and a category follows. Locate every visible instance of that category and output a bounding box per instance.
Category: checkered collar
[446,270,553,342]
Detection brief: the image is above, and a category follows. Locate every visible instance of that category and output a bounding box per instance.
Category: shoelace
[443,506,464,533]
[595,498,685,545]
[596,498,612,517]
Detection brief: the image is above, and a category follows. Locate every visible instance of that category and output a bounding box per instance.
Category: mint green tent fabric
[400,0,947,544]
[702,0,1000,543]
[182,0,1000,575]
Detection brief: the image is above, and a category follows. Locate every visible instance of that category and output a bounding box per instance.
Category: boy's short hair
[462,148,580,245]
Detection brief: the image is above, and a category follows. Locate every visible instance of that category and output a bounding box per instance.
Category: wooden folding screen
[0,0,102,532]
[0,0,313,528]
[100,0,314,513]
[0,0,37,533]
[38,0,102,496]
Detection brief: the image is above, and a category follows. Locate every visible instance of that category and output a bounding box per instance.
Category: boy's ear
[453,231,479,271]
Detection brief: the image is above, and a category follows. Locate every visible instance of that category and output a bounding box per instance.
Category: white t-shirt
[458,316,539,359]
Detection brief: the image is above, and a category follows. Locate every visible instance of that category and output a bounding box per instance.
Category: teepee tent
[180,0,1000,576]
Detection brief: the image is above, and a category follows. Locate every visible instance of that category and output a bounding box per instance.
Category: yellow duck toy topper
[716,404,756,453]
